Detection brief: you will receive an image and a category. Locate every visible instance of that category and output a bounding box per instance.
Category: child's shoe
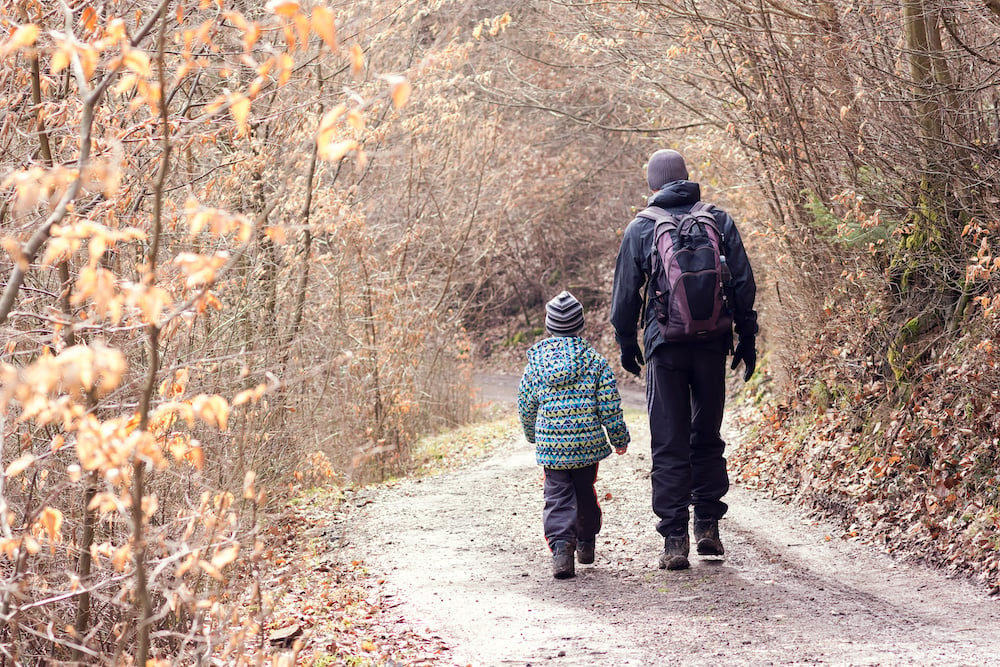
[551,541,576,579]
[576,540,595,564]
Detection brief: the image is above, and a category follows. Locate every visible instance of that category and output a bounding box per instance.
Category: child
[517,291,630,579]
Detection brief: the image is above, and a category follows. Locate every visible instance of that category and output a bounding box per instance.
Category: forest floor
[274,373,1000,666]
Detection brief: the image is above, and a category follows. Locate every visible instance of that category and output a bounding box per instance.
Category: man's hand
[731,335,757,382]
[620,341,644,377]
[615,445,628,456]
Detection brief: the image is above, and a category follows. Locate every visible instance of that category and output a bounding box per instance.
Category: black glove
[731,335,757,382]
[620,341,644,377]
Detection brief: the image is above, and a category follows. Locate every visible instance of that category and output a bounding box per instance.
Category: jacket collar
[648,180,701,209]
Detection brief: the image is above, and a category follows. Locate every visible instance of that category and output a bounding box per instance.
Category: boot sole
[658,555,690,570]
[696,539,725,556]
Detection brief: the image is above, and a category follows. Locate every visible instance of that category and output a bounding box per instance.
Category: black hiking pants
[646,344,729,538]
[542,464,601,549]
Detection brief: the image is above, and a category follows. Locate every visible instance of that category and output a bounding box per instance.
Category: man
[610,148,758,570]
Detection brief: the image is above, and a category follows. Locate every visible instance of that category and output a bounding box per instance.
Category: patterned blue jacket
[518,336,630,469]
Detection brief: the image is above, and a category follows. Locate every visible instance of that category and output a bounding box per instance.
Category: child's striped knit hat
[545,291,585,336]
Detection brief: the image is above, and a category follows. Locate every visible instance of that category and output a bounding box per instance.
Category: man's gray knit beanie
[545,291,585,337]
[646,149,689,191]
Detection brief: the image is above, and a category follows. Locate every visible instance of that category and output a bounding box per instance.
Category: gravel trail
[334,374,1000,666]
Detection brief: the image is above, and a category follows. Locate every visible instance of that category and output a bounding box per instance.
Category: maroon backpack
[641,201,733,341]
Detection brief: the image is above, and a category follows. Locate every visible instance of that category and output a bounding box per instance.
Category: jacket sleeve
[517,371,538,444]
[595,360,630,449]
[610,219,647,346]
[719,210,758,339]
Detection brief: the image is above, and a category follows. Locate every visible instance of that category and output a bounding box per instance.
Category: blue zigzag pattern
[518,336,631,469]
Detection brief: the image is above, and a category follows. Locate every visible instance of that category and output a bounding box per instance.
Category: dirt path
[335,374,1000,666]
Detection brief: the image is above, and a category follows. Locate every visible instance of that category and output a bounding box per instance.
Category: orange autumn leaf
[277,53,294,87]
[195,291,223,314]
[265,0,300,18]
[210,543,240,571]
[77,45,99,79]
[192,394,229,430]
[233,382,267,406]
[222,10,250,31]
[2,24,40,55]
[316,103,347,147]
[230,94,251,136]
[22,536,40,555]
[198,559,224,581]
[135,285,173,324]
[51,47,71,74]
[264,226,287,244]
[36,507,63,543]
[122,49,152,77]
[319,139,358,163]
[294,14,310,51]
[5,453,35,478]
[185,443,204,470]
[112,545,131,571]
[347,109,365,130]
[80,7,99,33]
[311,6,337,50]
[386,75,411,109]
[243,23,262,52]
[152,401,195,428]
[349,44,364,77]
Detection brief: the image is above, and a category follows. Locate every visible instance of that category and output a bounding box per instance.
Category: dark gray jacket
[610,180,758,359]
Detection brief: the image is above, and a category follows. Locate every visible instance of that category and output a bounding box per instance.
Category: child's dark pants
[543,463,601,548]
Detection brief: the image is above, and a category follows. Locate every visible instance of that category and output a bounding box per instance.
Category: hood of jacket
[648,180,701,210]
[525,336,590,388]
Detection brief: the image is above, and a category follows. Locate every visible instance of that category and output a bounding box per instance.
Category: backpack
[641,201,733,341]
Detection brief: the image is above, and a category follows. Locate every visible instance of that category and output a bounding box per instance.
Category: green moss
[505,328,545,347]
[809,380,832,412]
[410,415,521,476]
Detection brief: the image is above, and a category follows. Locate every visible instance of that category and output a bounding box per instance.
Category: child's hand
[615,446,627,456]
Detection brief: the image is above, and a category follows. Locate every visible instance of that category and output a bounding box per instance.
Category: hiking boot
[694,519,725,556]
[577,540,595,565]
[658,533,690,571]
[551,541,576,579]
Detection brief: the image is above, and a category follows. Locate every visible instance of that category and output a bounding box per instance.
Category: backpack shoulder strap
[637,206,678,330]
[638,205,677,226]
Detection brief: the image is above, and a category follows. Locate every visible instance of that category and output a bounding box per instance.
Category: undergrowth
[730,306,1000,594]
